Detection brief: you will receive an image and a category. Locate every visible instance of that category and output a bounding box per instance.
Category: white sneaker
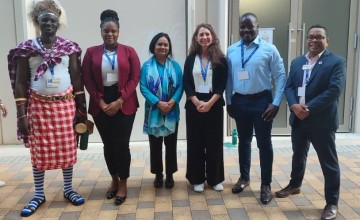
[194,183,204,192]
[0,181,5,187]
[213,183,223,191]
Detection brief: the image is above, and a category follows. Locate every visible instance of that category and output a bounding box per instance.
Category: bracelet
[74,91,85,96]
[77,109,87,116]
[15,98,27,101]
[17,115,26,120]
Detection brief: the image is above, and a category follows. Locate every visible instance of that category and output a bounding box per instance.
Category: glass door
[300,0,355,131]
[227,0,356,134]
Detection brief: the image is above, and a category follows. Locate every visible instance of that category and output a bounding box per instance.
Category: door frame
[227,0,357,135]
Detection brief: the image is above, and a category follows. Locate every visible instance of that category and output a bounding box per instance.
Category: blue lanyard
[48,63,54,76]
[304,62,311,85]
[241,43,259,68]
[199,55,210,82]
[103,45,117,70]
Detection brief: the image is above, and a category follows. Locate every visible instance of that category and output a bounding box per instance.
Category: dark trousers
[94,85,135,180]
[290,121,340,205]
[149,123,179,175]
[185,106,224,186]
[231,92,273,185]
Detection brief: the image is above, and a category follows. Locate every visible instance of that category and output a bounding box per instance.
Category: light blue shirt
[226,36,286,106]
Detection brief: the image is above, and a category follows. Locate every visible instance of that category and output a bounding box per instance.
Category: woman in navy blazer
[82,9,140,206]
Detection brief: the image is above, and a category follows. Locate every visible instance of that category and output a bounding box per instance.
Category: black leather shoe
[321,204,338,220]
[114,196,126,206]
[260,185,272,204]
[232,178,250,194]
[165,175,174,189]
[153,174,163,188]
[275,185,301,198]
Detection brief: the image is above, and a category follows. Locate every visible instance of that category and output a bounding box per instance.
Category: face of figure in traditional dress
[37,13,60,36]
[195,27,213,49]
[101,21,119,48]
[154,36,170,59]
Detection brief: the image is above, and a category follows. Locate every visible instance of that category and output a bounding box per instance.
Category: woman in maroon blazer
[82,9,140,206]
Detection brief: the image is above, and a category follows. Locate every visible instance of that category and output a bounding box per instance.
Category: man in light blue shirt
[226,12,286,204]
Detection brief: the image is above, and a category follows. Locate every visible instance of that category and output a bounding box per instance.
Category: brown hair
[188,23,225,67]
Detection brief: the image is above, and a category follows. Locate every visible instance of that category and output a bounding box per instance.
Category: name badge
[107,73,118,82]
[47,77,61,88]
[302,65,312,70]
[298,86,305,96]
[237,71,249,80]
[198,85,210,93]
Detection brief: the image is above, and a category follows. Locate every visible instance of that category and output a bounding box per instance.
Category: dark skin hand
[100,98,123,116]
[262,104,279,121]
[291,103,310,120]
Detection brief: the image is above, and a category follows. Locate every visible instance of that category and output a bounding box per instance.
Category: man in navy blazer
[275,25,346,220]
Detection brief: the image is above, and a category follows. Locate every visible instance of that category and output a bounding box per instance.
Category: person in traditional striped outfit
[7,0,87,217]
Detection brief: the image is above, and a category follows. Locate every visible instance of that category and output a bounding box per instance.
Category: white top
[192,55,213,93]
[102,51,119,86]
[29,54,72,95]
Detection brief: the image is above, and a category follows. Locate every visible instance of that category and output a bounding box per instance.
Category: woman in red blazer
[82,9,140,206]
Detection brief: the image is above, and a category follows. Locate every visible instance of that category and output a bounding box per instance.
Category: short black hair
[307,24,328,36]
[100,9,119,29]
[239,12,258,23]
[149,32,173,58]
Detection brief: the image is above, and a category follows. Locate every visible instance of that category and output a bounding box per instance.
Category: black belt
[236,90,270,99]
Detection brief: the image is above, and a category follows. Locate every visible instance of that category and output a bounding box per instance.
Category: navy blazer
[284,50,346,130]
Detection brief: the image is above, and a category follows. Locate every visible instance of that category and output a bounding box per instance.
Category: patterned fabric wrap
[28,86,77,171]
[143,57,178,137]
[7,36,81,146]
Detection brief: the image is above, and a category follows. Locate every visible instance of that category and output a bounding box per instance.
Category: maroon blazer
[82,44,140,116]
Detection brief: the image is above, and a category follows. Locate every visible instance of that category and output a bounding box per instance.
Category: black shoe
[154,173,163,188]
[114,196,126,206]
[165,175,174,189]
[275,185,301,198]
[232,178,250,194]
[321,204,338,220]
[260,185,272,204]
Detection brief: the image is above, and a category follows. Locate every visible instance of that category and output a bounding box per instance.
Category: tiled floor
[1,134,360,219]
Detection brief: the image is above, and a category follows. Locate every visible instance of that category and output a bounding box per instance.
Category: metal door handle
[288,23,294,73]
[298,23,306,54]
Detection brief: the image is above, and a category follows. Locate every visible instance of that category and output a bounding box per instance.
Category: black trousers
[185,106,224,186]
[94,85,135,180]
[148,123,178,175]
[290,120,340,205]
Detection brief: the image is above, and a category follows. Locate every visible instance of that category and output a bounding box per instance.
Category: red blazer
[82,44,140,116]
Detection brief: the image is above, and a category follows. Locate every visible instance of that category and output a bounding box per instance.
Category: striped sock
[62,166,84,206]
[62,166,73,195]
[20,166,45,217]
[33,166,45,200]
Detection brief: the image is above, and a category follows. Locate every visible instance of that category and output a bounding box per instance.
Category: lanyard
[304,62,311,85]
[103,45,117,70]
[241,43,259,68]
[48,63,54,75]
[199,55,210,82]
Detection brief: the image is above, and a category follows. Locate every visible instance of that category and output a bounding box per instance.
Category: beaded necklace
[37,37,58,54]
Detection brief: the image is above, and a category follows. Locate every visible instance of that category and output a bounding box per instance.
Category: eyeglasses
[306,35,327,41]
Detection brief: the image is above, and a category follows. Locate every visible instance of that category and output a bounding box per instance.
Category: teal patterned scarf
[143,56,177,137]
